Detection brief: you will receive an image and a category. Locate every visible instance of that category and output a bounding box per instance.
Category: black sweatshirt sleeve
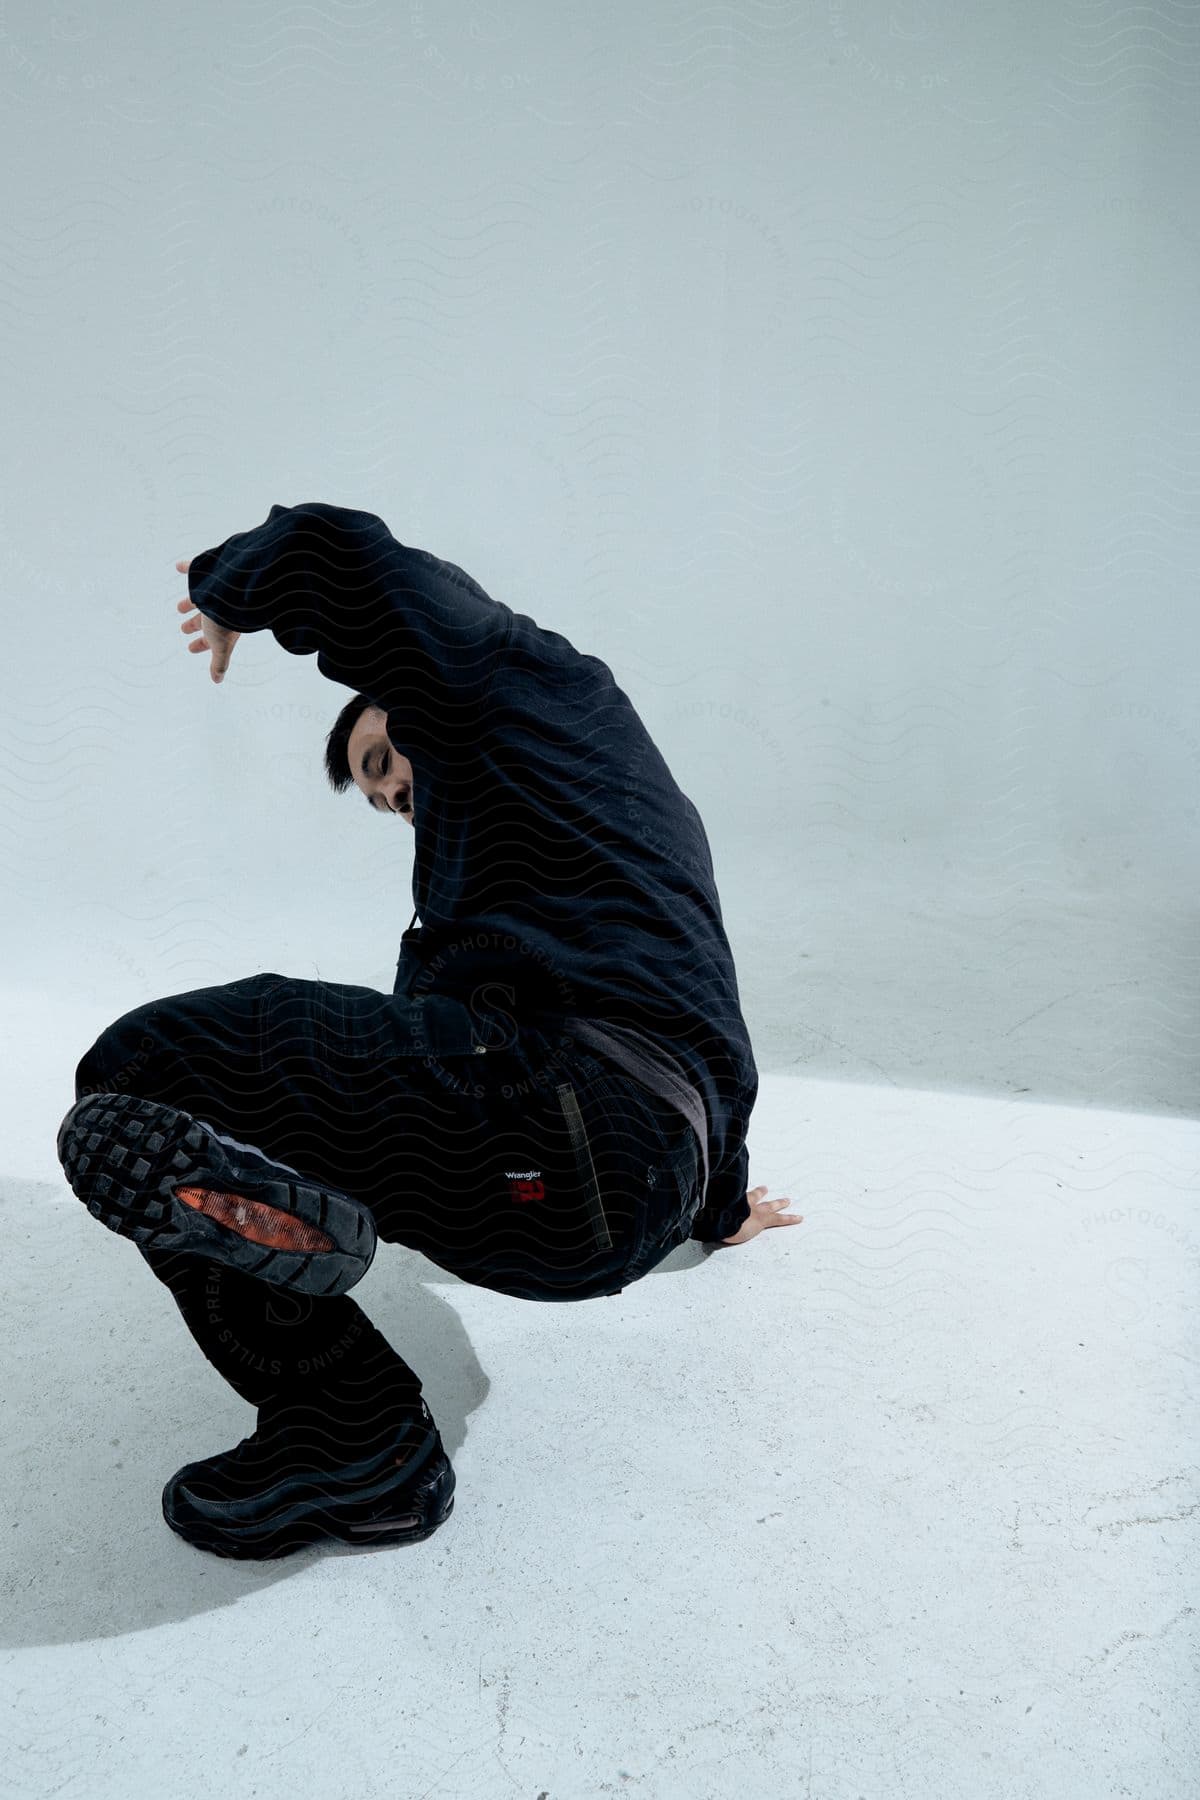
[186,501,511,764]
[688,1139,752,1242]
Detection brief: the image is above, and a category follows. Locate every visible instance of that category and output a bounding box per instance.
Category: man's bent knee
[74,1010,160,1103]
[72,975,280,1104]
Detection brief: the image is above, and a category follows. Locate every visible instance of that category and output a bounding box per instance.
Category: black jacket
[187,500,755,1242]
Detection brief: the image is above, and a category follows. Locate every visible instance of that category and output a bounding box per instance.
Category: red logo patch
[507,1177,545,1205]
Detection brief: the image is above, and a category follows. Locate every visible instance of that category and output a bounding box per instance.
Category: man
[58,500,800,1561]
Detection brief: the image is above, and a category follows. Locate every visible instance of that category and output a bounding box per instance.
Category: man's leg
[71,973,427,1425]
[69,977,693,1405]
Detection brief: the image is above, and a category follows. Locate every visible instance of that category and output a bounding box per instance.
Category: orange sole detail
[173,1185,336,1253]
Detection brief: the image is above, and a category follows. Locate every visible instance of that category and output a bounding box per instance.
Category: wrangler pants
[72,973,701,1416]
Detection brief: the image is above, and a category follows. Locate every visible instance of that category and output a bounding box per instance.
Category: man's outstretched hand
[721,1185,803,1246]
[176,558,241,683]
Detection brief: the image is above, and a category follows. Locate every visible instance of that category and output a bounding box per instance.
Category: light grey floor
[3,878,1197,1798]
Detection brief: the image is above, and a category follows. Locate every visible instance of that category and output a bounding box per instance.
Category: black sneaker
[161,1395,456,1559]
[57,1091,376,1298]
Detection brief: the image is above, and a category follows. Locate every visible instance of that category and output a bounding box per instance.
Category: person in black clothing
[58,501,800,1560]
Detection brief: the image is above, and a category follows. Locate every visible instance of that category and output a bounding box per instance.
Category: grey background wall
[2,2,1196,1122]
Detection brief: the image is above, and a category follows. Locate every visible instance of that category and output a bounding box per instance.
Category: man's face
[346,705,415,826]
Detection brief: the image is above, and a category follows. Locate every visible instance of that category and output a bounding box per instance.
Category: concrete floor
[3,962,1197,1798]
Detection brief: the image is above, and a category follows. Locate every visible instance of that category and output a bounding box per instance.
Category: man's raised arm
[185,501,511,761]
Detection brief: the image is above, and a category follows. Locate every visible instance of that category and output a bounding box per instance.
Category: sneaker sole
[57,1091,376,1298]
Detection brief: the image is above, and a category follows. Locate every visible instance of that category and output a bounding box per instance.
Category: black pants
[72,973,701,1419]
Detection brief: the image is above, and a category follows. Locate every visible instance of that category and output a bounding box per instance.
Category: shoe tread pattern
[58,1092,375,1298]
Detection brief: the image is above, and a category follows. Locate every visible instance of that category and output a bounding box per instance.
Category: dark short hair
[324,690,381,793]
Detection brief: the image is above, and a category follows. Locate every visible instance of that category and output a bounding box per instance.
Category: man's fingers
[175,561,226,681]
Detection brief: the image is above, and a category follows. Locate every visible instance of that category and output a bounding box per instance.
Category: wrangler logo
[506,1172,544,1205]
